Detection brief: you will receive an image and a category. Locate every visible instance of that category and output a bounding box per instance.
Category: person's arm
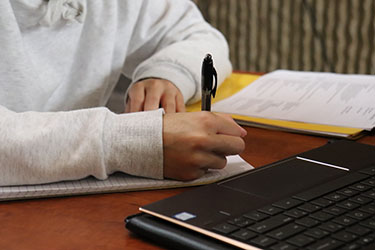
[123,0,232,113]
[0,106,164,186]
[0,104,245,186]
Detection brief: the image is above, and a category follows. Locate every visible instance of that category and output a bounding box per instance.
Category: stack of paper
[187,70,375,139]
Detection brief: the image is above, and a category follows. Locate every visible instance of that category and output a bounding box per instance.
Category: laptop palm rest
[219,158,347,201]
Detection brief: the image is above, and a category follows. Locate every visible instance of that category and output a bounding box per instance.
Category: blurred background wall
[193,0,375,74]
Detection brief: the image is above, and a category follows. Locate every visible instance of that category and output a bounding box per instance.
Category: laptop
[139,140,375,250]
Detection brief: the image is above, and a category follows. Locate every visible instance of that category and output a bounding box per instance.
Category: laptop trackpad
[219,158,347,200]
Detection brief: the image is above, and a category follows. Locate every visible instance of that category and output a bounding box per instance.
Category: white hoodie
[0,0,232,185]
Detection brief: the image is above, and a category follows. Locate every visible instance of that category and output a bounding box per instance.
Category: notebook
[0,155,253,201]
[138,140,375,250]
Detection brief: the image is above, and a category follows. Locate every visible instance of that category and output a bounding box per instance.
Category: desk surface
[1,127,374,250]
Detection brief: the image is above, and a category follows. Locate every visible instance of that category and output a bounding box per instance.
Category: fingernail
[240,127,247,137]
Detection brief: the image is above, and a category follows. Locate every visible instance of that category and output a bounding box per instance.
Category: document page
[213,70,375,129]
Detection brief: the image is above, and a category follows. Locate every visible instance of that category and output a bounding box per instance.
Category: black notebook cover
[125,213,240,250]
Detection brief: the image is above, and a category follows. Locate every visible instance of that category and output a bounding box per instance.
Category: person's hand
[163,111,247,181]
[125,78,185,113]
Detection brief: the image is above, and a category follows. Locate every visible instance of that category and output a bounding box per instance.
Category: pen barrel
[201,91,211,111]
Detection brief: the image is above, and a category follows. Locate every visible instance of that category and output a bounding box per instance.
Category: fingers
[125,84,145,113]
[196,152,228,170]
[160,91,176,113]
[143,87,164,111]
[199,112,247,137]
[175,92,186,112]
[185,131,245,158]
[205,134,245,155]
[164,153,227,181]
[125,79,185,113]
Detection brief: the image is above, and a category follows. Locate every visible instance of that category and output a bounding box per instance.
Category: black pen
[201,54,217,111]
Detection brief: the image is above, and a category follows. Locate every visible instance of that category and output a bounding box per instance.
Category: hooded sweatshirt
[0,0,232,186]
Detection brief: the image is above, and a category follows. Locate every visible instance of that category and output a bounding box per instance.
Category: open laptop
[140,140,375,250]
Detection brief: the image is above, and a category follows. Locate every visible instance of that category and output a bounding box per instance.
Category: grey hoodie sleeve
[0,106,163,186]
[122,0,232,105]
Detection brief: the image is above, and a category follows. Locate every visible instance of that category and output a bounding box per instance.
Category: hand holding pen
[160,54,247,181]
[163,112,246,180]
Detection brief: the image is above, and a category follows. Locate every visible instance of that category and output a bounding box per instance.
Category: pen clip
[211,67,217,98]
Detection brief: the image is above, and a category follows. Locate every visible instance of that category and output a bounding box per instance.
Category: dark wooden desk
[0,127,374,250]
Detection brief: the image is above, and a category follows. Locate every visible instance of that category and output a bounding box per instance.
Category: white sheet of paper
[213,70,375,129]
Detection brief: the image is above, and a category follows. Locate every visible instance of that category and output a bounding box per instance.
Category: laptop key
[362,189,375,199]
[337,188,359,197]
[349,195,372,205]
[319,222,343,233]
[230,229,256,241]
[258,205,283,215]
[306,238,343,250]
[336,200,360,210]
[227,217,253,228]
[356,235,375,245]
[311,198,334,207]
[272,198,303,210]
[271,242,297,250]
[333,216,358,226]
[267,223,305,240]
[284,208,307,218]
[243,211,269,221]
[347,224,371,236]
[324,193,347,202]
[346,210,371,220]
[298,203,321,213]
[359,203,375,214]
[332,230,358,242]
[304,228,329,239]
[248,214,293,233]
[309,211,334,222]
[359,166,375,176]
[296,217,319,228]
[250,236,277,248]
[349,183,371,192]
[340,242,361,250]
[361,177,375,187]
[287,234,315,247]
[212,222,239,235]
[323,205,347,216]
[360,219,375,229]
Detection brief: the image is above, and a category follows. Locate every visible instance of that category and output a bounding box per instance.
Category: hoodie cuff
[102,109,164,179]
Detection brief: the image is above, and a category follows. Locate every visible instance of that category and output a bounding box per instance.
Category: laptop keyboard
[211,165,375,250]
